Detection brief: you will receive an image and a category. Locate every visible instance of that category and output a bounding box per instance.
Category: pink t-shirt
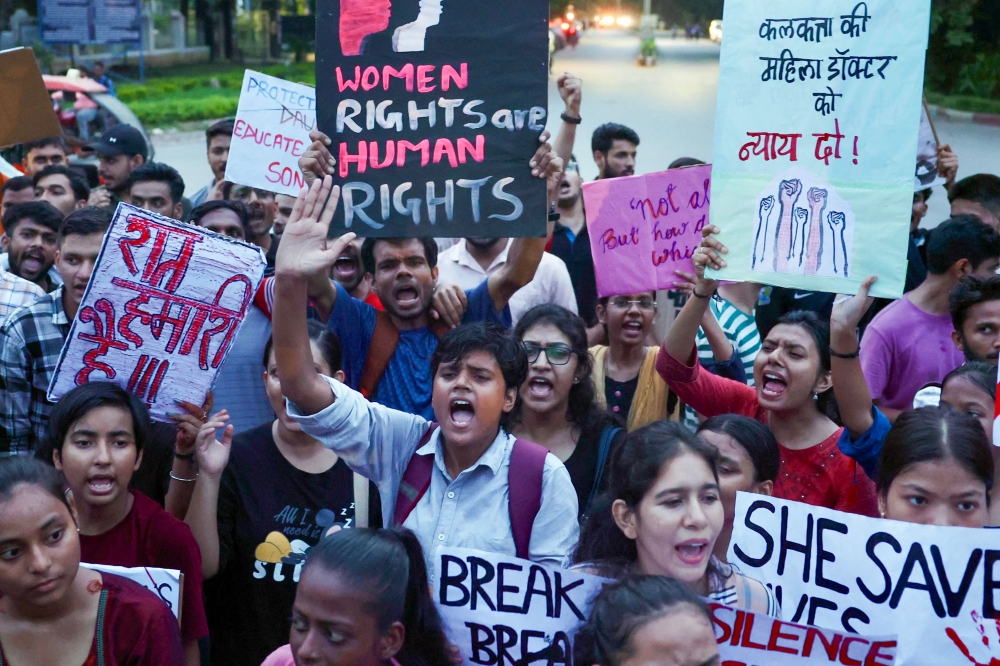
[860,295,964,411]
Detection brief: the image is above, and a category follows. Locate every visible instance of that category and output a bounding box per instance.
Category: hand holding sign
[274,177,356,283]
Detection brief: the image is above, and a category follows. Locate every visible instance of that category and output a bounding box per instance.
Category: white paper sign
[84,563,182,619]
[226,69,316,195]
[710,602,897,665]
[47,203,267,419]
[728,493,1000,665]
[434,548,608,666]
[914,105,945,191]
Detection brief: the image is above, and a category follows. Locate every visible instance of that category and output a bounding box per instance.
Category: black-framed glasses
[522,342,576,365]
[608,296,656,310]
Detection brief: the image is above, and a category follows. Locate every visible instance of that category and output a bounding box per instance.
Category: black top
[605,375,640,422]
[129,421,178,507]
[550,223,599,326]
[263,234,279,278]
[205,423,377,666]
[561,415,627,518]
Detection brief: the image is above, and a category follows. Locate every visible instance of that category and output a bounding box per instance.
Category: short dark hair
[949,174,1000,217]
[263,320,343,374]
[667,157,706,169]
[361,237,438,275]
[2,175,34,196]
[925,215,1000,275]
[950,275,1000,332]
[430,322,527,430]
[190,199,253,237]
[697,414,780,484]
[39,382,150,459]
[877,406,993,501]
[2,201,63,235]
[0,457,70,513]
[24,136,66,155]
[128,161,185,205]
[206,118,235,147]
[33,165,91,202]
[942,361,996,402]
[59,206,112,246]
[591,123,640,155]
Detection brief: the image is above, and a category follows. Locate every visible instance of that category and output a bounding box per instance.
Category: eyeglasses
[608,297,657,310]
[522,342,576,365]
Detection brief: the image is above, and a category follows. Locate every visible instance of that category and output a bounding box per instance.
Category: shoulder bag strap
[584,425,622,517]
[359,310,400,400]
[393,424,438,526]
[507,438,549,560]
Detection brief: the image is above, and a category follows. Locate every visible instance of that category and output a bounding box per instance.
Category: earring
[812,392,818,401]
[573,377,580,383]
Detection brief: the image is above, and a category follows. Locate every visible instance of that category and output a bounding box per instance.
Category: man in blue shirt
[91,62,116,97]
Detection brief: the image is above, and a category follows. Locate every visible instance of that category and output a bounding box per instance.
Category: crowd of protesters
[0,66,999,666]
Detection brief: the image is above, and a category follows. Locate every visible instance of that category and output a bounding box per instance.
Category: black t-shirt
[205,423,367,666]
[561,415,626,518]
[550,223,599,326]
[129,422,177,507]
[605,375,640,422]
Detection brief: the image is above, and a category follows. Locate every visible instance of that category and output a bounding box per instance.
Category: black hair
[697,414,780,484]
[2,175,33,195]
[877,406,993,501]
[574,575,711,666]
[430,322,527,431]
[513,305,604,431]
[190,199,253,238]
[942,361,997,402]
[263,320,343,374]
[949,275,1000,332]
[361,237,438,275]
[0,457,71,513]
[591,123,641,155]
[127,161,185,205]
[924,215,1000,275]
[771,310,840,420]
[303,528,451,666]
[915,187,933,203]
[206,118,235,147]
[2,200,63,235]
[33,165,91,202]
[38,382,151,464]
[575,421,720,572]
[949,174,1000,217]
[667,157,706,169]
[24,137,67,154]
[58,206,112,246]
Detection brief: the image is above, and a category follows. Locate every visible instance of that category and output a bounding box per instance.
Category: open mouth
[449,399,475,426]
[395,285,420,308]
[675,540,709,566]
[333,255,357,281]
[20,251,44,274]
[527,376,554,399]
[622,320,643,335]
[86,475,116,496]
[761,373,788,397]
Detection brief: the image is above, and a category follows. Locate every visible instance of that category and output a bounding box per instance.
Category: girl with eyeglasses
[512,305,627,518]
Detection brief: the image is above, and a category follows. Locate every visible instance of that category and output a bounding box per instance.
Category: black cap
[88,124,148,158]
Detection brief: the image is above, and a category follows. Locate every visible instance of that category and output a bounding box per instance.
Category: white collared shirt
[436,240,578,326]
[288,376,580,579]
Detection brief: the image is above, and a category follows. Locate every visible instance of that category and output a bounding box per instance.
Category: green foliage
[926,0,999,103]
[957,53,1000,98]
[925,91,1000,114]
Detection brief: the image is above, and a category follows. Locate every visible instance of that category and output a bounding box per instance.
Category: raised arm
[830,276,877,438]
[298,130,337,187]
[183,411,233,579]
[552,73,581,168]
[272,177,355,415]
[662,225,725,364]
[488,133,564,312]
[673,268,735,364]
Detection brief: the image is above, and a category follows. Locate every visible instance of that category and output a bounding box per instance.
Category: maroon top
[80,491,209,643]
[0,573,184,666]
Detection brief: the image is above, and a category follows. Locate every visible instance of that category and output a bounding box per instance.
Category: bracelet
[169,472,199,483]
[830,347,861,359]
[560,112,582,125]
[692,288,714,299]
[173,451,195,461]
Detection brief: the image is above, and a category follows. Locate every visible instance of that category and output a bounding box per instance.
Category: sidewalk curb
[928,104,1000,127]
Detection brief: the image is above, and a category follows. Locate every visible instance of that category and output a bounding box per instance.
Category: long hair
[697,414,780,484]
[773,310,840,422]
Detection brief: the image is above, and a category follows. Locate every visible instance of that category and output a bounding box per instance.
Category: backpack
[583,424,623,518]
[359,310,451,399]
[393,424,548,559]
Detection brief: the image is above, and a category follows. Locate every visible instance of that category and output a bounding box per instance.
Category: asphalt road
[155,29,1000,228]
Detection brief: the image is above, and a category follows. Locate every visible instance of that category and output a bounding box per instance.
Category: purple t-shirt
[860,295,963,411]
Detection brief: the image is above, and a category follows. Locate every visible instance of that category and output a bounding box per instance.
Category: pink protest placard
[582,165,711,297]
[47,203,267,420]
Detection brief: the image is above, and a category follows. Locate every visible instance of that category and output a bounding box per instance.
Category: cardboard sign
[914,104,944,192]
[435,548,608,666]
[708,0,931,299]
[315,0,549,238]
[0,48,62,149]
[47,203,267,420]
[582,165,711,298]
[84,564,182,620]
[728,493,1000,665]
[993,363,1000,447]
[711,603,897,665]
[226,70,316,196]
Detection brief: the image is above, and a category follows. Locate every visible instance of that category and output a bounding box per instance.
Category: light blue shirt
[289,376,580,580]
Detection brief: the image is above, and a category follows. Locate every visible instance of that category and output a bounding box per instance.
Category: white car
[709,19,723,43]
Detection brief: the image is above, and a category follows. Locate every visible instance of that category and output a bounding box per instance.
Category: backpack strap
[393,424,439,526]
[584,425,622,517]
[507,438,549,560]
[359,309,400,400]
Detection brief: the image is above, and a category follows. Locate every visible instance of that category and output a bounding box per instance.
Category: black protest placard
[315,0,549,238]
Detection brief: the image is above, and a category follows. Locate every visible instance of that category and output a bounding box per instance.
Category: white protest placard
[84,563,182,619]
[435,548,608,666]
[728,493,1000,665]
[710,602,896,665]
[47,203,267,420]
[225,69,315,195]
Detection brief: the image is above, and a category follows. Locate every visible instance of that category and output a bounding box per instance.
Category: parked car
[709,20,723,43]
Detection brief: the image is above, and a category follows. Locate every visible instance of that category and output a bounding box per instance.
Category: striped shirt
[684,296,762,429]
[0,269,45,324]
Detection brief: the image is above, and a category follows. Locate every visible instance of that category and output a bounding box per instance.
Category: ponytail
[392,528,451,666]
